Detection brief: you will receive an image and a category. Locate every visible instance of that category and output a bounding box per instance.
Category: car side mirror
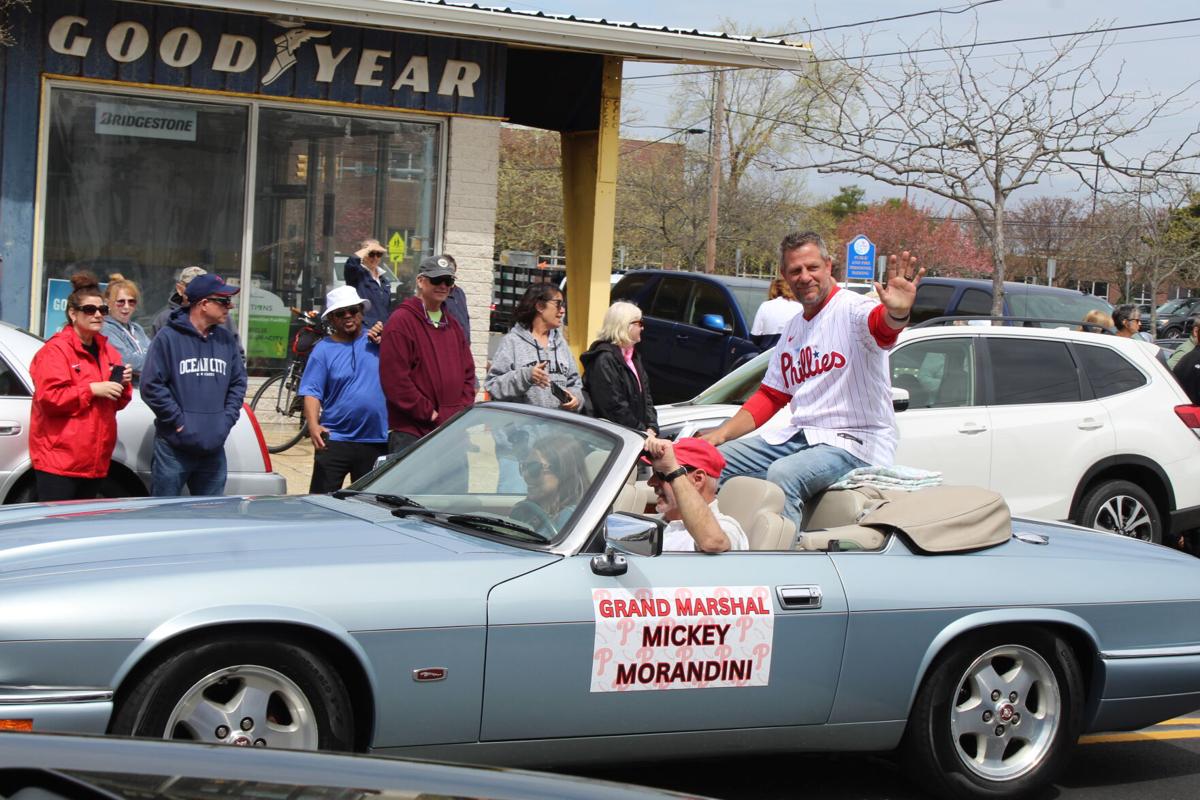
[891,387,910,413]
[700,313,733,334]
[591,513,664,576]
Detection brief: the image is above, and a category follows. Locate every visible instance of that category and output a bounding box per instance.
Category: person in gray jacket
[485,283,582,411]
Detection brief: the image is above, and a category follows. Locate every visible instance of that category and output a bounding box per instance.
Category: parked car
[655,321,1200,544]
[1154,296,1200,338]
[0,321,285,501]
[0,733,690,800]
[2,402,1200,800]
[611,270,770,402]
[911,277,1111,326]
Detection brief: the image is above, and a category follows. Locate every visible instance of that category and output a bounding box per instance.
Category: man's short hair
[779,232,830,267]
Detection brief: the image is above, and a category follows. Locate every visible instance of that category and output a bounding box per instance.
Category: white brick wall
[444,117,500,380]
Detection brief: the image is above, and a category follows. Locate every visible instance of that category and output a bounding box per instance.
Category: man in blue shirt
[299,286,387,493]
[343,239,392,328]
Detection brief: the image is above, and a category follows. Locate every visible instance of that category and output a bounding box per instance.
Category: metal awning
[169,0,813,68]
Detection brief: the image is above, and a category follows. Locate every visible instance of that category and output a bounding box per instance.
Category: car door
[640,276,695,402]
[673,280,739,396]
[0,343,34,501]
[981,336,1115,520]
[480,549,848,740]
[891,335,991,488]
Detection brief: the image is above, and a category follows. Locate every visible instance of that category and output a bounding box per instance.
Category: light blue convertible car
[1,403,1199,800]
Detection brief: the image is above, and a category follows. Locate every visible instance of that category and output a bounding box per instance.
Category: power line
[623,15,1200,80]
[619,120,709,155]
[769,0,1004,38]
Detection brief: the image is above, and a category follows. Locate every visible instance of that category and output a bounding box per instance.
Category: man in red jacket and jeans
[380,255,476,454]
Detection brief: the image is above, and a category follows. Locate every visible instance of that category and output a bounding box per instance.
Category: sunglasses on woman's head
[75,304,109,316]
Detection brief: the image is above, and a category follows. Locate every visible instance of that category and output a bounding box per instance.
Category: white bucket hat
[322,285,371,319]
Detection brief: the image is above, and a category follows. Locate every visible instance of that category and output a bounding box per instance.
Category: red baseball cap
[642,437,726,478]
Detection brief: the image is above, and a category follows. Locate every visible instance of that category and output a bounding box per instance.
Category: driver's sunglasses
[429,275,455,287]
[331,305,364,319]
[204,296,233,307]
[519,460,550,479]
[652,466,696,483]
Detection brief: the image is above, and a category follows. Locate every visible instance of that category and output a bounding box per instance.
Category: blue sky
[503,1,1200,206]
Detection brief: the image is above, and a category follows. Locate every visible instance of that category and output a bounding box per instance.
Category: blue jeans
[718,431,867,530]
[152,436,228,497]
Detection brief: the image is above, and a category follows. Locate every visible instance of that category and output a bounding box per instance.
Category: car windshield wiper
[391,507,549,542]
[331,489,426,509]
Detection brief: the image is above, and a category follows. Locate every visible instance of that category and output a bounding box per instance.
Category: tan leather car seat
[716,476,797,550]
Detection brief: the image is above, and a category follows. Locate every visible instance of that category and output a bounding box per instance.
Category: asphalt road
[574,713,1200,799]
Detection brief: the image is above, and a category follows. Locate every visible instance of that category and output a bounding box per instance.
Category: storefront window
[248,109,440,368]
[42,90,247,336]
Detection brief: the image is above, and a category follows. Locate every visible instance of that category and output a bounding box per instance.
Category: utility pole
[705,69,726,275]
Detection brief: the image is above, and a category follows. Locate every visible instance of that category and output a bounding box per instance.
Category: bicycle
[250,308,326,453]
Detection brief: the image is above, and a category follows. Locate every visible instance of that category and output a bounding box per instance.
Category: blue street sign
[846,234,876,281]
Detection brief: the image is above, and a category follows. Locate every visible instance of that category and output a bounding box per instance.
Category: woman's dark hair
[1112,304,1138,331]
[530,434,589,517]
[513,283,562,328]
[66,271,103,322]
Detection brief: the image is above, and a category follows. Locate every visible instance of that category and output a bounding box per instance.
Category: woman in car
[512,434,589,533]
[580,301,658,435]
[101,274,151,380]
[30,272,133,501]
[485,284,583,411]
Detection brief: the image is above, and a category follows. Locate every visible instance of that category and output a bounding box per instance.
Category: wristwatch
[661,466,689,483]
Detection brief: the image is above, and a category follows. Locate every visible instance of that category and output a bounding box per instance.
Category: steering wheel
[509,500,559,538]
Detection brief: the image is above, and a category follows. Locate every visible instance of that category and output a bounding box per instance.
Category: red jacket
[30,327,133,478]
[380,297,475,438]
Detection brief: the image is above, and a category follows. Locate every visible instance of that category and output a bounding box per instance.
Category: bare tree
[1005,197,1090,284]
[0,0,29,47]
[790,24,1200,314]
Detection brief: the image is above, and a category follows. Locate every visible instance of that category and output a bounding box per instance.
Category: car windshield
[1008,292,1112,325]
[729,285,767,332]
[354,406,621,546]
[1157,298,1190,315]
[691,350,771,405]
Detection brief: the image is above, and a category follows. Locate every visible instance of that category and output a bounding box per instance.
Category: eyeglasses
[114,298,137,306]
[631,319,645,327]
[652,466,696,483]
[203,296,233,307]
[544,299,565,309]
[428,275,455,287]
[519,460,551,479]
[74,304,109,316]
[331,305,363,318]
[367,250,385,259]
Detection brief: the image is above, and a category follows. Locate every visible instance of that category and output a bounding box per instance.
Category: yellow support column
[561,55,622,361]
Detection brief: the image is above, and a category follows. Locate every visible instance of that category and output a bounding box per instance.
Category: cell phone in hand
[109,364,124,383]
[549,382,571,403]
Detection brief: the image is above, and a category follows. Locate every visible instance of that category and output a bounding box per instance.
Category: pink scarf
[621,346,641,390]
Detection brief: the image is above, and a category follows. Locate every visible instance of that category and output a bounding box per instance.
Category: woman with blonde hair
[1080,309,1114,333]
[580,301,657,434]
[102,274,151,378]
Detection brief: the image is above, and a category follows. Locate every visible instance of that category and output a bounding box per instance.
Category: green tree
[823,186,867,220]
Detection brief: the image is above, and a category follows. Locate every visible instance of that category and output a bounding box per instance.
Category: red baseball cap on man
[642,437,726,478]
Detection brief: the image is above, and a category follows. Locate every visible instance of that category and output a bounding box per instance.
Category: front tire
[1077,479,1162,544]
[1163,326,1183,339]
[901,628,1083,800]
[111,635,354,751]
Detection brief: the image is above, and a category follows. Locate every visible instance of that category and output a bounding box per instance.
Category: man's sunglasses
[367,250,385,258]
[204,296,233,307]
[74,304,109,316]
[519,460,550,479]
[331,305,364,318]
[652,466,696,483]
[428,275,455,287]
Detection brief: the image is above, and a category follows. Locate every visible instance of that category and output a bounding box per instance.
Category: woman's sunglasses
[519,460,550,479]
[114,298,137,306]
[367,250,385,258]
[74,304,109,316]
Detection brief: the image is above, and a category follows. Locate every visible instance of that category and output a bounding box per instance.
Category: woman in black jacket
[580,301,657,434]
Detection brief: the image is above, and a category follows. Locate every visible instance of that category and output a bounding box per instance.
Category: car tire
[1163,326,1183,339]
[1077,479,1162,544]
[111,634,355,751]
[901,628,1083,800]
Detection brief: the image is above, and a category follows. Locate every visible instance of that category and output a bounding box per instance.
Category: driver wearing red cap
[643,436,748,553]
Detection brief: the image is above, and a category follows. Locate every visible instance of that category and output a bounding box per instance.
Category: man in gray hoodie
[484,284,583,410]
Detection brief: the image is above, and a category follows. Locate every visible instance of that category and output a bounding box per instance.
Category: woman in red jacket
[30,272,133,501]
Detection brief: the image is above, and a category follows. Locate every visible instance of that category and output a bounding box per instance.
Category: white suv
[655,323,1200,544]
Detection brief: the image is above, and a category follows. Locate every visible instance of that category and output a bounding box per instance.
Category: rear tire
[251,372,306,454]
[1077,479,1162,544]
[901,628,1083,800]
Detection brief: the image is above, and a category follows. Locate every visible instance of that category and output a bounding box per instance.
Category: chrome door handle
[957,422,987,434]
[776,585,822,610]
[1078,418,1104,431]
[0,421,21,436]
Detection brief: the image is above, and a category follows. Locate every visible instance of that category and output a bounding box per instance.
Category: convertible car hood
[0,495,552,578]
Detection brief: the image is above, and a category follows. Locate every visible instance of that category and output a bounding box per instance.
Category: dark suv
[911,277,1112,326]
[1155,297,1200,338]
[610,270,769,403]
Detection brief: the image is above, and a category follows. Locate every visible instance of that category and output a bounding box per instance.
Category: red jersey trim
[742,384,790,427]
[867,304,902,348]
[802,284,840,321]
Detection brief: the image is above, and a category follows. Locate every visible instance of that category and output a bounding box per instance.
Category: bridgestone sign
[95,102,198,141]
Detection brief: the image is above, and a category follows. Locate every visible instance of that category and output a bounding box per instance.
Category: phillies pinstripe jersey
[761,288,897,465]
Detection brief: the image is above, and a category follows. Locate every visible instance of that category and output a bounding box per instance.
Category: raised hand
[874,251,926,322]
